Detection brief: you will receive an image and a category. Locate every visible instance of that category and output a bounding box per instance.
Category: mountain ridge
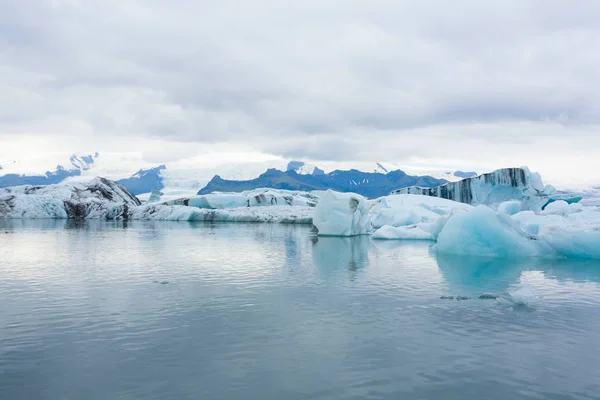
[198,168,447,199]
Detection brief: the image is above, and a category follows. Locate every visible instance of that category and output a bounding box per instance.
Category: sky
[1,0,600,187]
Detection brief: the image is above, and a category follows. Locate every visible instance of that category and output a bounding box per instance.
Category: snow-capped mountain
[0,151,479,200]
[286,161,325,176]
[0,153,99,188]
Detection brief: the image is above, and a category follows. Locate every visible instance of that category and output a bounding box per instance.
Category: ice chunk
[186,189,317,209]
[0,178,314,224]
[372,224,434,240]
[433,206,551,257]
[508,286,536,306]
[543,229,600,260]
[369,195,471,229]
[498,200,521,216]
[147,189,164,203]
[130,204,313,223]
[0,177,140,219]
[188,194,247,209]
[541,200,570,216]
[313,190,370,236]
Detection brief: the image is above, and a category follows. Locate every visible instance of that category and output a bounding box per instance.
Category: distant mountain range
[0,154,98,188]
[115,165,166,195]
[0,155,470,199]
[198,166,448,199]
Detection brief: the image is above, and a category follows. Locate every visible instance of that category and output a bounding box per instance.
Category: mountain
[116,165,166,195]
[286,161,325,176]
[0,153,98,188]
[197,168,447,198]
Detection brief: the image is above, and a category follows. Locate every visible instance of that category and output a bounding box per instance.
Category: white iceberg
[0,177,140,219]
[313,190,371,236]
[185,189,318,209]
[0,178,314,224]
[130,204,313,223]
[370,194,471,240]
[370,195,471,229]
[372,225,434,240]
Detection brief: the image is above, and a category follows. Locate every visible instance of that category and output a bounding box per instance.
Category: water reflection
[540,258,600,283]
[311,235,370,280]
[435,255,528,295]
[436,254,600,299]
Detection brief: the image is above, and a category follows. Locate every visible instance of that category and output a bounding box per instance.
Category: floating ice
[372,224,434,240]
[391,167,565,212]
[313,190,371,236]
[370,195,471,229]
[186,189,318,209]
[433,206,551,258]
[508,286,536,306]
[370,195,471,240]
[498,200,521,216]
[0,178,314,224]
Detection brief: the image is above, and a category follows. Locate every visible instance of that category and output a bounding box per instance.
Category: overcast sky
[1,0,599,186]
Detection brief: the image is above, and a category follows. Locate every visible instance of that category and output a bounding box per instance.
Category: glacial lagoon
[1,220,600,399]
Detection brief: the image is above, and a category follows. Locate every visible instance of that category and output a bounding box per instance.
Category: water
[1,220,600,399]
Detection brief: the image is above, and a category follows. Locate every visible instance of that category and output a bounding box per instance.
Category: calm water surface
[1,220,600,399]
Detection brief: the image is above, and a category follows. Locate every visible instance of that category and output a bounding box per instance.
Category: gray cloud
[1,0,600,178]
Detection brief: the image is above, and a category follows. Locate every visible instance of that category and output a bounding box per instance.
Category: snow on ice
[0,178,314,224]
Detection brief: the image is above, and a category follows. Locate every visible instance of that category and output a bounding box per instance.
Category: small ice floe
[494,286,537,310]
[478,292,499,300]
[508,286,535,305]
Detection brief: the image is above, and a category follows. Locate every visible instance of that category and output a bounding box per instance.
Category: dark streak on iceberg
[391,168,542,206]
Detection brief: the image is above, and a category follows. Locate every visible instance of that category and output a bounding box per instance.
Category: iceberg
[433,206,551,258]
[130,204,313,223]
[372,225,434,240]
[0,177,140,219]
[307,182,600,258]
[0,178,314,224]
[370,195,471,229]
[369,194,471,240]
[431,202,600,259]
[391,167,563,212]
[172,189,318,209]
[313,190,371,236]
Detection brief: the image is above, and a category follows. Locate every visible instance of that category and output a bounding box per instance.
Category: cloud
[1,0,600,185]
